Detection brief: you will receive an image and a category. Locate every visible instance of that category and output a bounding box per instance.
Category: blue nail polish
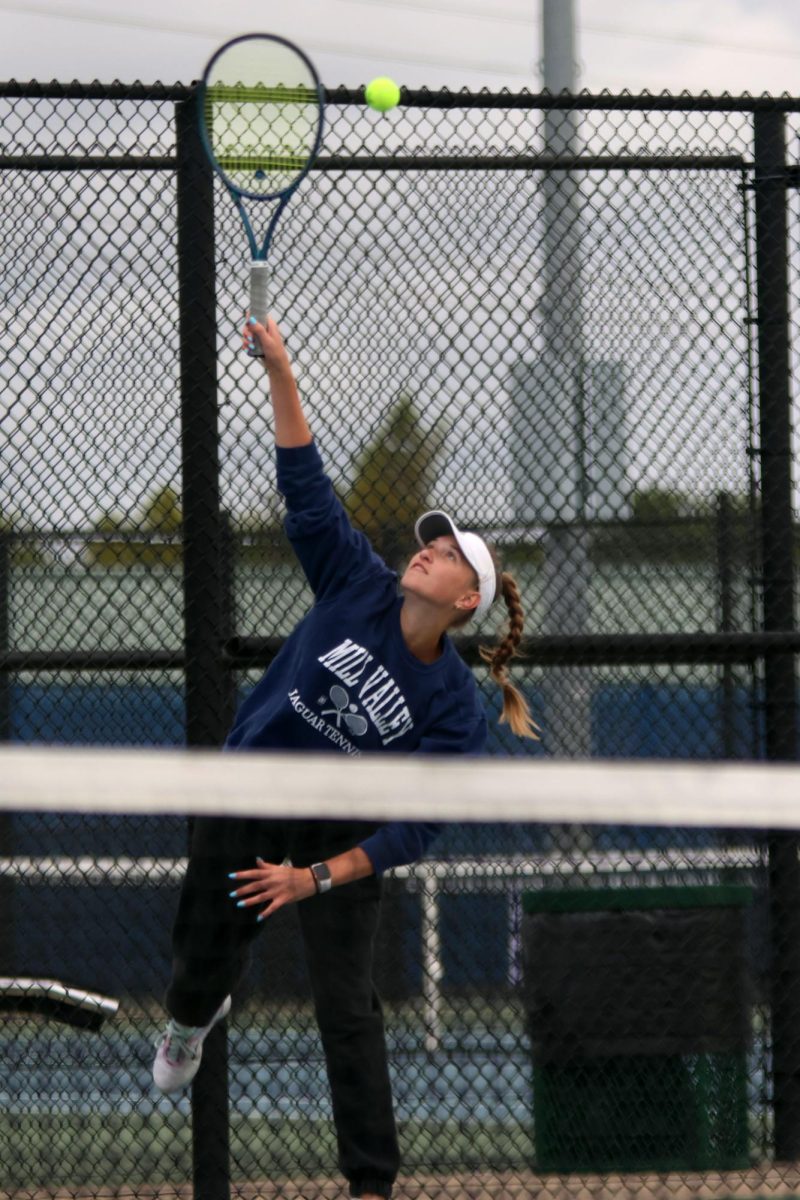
[236,900,246,908]
[257,913,265,922]
[227,873,236,879]
[228,891,238,898]
[248,316,257,326]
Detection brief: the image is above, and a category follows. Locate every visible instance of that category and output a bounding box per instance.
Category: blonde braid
[480,571,540,740]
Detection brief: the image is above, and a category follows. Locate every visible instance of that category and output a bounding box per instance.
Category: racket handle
[248,261,270,358]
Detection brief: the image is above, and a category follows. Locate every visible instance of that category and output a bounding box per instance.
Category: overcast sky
[1,0,799,95]
[2,0,798,530]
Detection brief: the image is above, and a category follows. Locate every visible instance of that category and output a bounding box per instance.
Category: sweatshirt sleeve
[359,820,443,876]
[276,440,393,602]
[357,712,488,875]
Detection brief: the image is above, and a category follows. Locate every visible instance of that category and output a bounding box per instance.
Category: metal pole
[752,110,800,1160]
[0,530,13,973]
[175,93,236,1200]
[0,531,8,740]
[537,0,592,758]
[420,874,443,1054]
[219,511,236,651]
[716,492,736,759]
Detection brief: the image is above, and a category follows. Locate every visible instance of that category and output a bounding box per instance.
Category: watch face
[312,862,332,892]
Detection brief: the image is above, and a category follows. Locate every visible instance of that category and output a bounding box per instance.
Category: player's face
[400,536,480,615]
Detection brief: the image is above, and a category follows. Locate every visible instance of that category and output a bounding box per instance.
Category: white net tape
[1,743,798,828]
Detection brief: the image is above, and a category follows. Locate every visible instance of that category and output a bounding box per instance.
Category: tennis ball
[365,77,401,113]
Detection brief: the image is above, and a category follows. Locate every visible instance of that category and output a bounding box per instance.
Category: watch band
[310,862,332,894]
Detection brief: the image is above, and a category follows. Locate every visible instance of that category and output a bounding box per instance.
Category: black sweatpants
[165,814,399,1199]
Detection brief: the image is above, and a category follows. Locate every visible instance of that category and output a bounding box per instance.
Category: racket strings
[206,83,318,104]
[204,86,320,195]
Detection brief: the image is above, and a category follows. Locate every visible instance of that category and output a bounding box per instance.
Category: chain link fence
[1,84,799,1198]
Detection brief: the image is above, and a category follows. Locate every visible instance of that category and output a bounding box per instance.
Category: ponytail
[479,570,540,740]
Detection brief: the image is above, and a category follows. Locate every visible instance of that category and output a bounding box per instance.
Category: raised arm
[245,316,312,449]
[244,316,393,601]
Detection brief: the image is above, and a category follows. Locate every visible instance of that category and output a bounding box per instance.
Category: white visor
[414,511,497,620]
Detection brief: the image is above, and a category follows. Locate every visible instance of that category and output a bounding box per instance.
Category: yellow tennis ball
[365,77,401,113]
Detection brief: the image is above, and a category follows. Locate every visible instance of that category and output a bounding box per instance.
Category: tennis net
[1,744,800,1200]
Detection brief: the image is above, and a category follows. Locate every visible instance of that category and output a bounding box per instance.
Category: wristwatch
[310,862,332,894]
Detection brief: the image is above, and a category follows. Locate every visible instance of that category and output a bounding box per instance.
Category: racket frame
[197,32,325,350]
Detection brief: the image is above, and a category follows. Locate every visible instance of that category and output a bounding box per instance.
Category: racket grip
[247,261,270,358]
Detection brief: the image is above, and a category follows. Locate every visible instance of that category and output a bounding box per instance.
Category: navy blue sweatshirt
[224,439,488,873]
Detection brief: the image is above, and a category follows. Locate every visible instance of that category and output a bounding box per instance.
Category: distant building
[508,356,632,525]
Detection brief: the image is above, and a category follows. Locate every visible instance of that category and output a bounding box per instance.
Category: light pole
[510,0,593,757]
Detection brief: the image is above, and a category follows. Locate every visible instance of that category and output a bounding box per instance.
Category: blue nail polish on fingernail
[257,913,265,922]
[227,873,236,879]
[228,891,238,898]
[248,316,257,325]
[236,900,246,908]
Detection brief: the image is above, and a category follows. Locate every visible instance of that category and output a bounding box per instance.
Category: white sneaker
[152,996,232,1093]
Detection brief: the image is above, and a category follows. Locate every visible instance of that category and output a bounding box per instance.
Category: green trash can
[521,885,753,1173]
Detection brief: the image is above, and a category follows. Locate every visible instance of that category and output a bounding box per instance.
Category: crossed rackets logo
[318,685,369,736]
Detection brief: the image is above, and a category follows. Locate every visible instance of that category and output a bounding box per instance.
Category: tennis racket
[198,33,324,357]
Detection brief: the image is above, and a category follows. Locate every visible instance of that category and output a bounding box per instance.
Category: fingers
[231,878,272,898]
[228,859,274,896]
[228,855,273,883]
[242,313,288,354]
[229,878,283,922]
[228,858,299,921]
[242,313,278,340]
[242,315,269,355]
[228,864,270,883]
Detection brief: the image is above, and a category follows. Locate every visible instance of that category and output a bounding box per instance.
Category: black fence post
[0,531,8,740]
[175,92,236,1200]
[220,510,237,650]
[753,110,800,1161]
[716,492,736,759]
[0,529,13,973]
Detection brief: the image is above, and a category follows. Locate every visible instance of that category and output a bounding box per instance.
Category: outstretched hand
[229,857,317,921]
[243,315,292,374]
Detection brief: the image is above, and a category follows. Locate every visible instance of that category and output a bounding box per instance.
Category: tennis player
[153,316,537,1200]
